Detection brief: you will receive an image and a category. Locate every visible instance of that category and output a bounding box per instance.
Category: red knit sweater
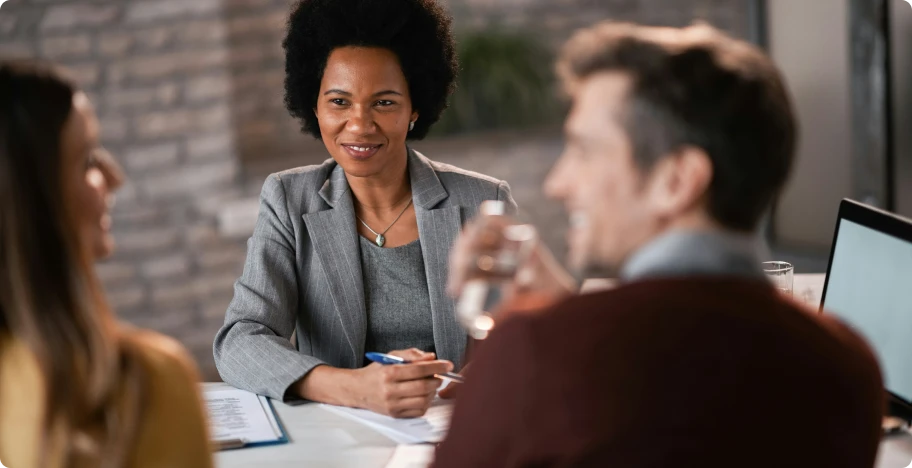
[435,278,884,468]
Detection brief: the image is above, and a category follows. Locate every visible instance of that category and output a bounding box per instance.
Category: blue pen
[365,352,465,384]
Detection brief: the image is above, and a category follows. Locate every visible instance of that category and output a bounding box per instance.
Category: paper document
[385,445,436,468]
[321,399,453,444]
[204,387,286,446]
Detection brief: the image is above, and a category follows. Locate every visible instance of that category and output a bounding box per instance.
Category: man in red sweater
[435,22,884,468]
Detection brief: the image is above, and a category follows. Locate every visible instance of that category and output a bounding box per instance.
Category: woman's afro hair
[283,0,458,140]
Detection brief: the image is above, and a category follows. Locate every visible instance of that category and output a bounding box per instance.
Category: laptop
[820,199,912,421]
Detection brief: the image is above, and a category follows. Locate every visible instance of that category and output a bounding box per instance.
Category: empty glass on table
[763,261,794,295]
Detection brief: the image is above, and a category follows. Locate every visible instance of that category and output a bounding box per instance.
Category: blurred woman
[0,60,212,468]
[214,0,517,418]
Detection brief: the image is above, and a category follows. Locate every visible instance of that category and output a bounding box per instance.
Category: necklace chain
[356,193,413,247]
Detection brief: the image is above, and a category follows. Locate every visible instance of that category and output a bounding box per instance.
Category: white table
[213,274,912,468]
[209,382,398,468]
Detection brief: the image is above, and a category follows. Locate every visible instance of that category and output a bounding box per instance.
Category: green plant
[432,29,560,136]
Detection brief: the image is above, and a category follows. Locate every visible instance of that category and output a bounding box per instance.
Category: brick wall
[0,0,750,380]
[0,0,250,379]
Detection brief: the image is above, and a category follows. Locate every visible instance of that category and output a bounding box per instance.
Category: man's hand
[448,214,577,308]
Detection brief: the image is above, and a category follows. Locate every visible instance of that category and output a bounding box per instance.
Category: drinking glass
[455,200,537,339]
[763,261,794,295]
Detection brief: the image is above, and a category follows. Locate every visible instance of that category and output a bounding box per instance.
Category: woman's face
[61,93,123,260]
[315,46,418,180]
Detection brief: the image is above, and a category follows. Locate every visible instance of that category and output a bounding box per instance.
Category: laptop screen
[823,217,912,403]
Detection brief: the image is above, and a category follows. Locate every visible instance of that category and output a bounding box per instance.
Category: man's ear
[646,146,713,217]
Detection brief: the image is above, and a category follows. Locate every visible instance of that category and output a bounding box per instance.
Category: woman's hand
[296,349,453,418]
[350,349,452,418]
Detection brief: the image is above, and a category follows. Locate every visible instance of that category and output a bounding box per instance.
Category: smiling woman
[0,60,212,468]
[213,0,518,419]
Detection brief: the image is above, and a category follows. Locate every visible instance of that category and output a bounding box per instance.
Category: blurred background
[0,0,909,380]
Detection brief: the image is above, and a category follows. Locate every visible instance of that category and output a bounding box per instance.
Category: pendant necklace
[356,194,413,247]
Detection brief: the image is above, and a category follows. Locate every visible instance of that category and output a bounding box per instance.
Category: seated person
[436,22,884,468]
[213,0,516,418]
[0,60,212,467]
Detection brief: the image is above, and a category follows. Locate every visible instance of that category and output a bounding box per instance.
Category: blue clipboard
[216,395,290,450]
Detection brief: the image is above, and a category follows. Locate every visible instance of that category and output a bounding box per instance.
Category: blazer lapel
[410,150,468,368]
[302,165,367,368]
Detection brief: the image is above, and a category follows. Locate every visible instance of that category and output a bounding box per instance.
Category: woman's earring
[409,121,415,132]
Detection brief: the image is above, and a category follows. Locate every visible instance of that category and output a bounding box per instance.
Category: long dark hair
[0,60,145,467]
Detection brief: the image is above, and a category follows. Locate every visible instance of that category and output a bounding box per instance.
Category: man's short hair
[558,22,797,232]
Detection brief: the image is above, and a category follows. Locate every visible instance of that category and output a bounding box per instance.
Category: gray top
[620,229,769,282]
[359,236,435,362]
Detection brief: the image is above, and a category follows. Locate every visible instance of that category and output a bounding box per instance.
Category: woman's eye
[329,98,347,106]
[375,100,394,107]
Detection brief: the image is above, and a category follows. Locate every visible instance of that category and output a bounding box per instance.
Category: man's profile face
[545,72,664,274]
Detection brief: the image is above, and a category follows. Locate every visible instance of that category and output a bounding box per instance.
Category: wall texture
[0,0,750,380]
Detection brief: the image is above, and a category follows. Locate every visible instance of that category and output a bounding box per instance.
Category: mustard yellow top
[0,331,213,468]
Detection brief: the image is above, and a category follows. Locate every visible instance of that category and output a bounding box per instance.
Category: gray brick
[104,88,149,112]
[124,142,180,172]
[126,0,220,24]
[151,282,199,306]
[138,160,238,201]
[181,319,225,379]
[202,296,233,321]
[112,180,139,206]
[195,187,243,217]
[98,115,129,143]
[0,16,17,36]
[156,83,181,107]
[41,34,92,59]
[185,224,221,247]
[67,63,101,89]
[185,74,232,103]
[196,357,220,382]
[197,244,246,271]
[106,284,146,310]
[134,27,171,51]
[239,120,278,140]
[232,69,284,92]
[107,49,229,85]
[105,83,178,111]
[142,255,190,280]
[124,307,197,333]
[186,132,234,161]
[194,272,239,298]
[135,104,231,140]
[229,43,284,66]
[96,261,138,285]
[0,42,35,57]
[183,318,224,350]
[98,33,133,58]
[41,5,120,31]
[115,227,180,254]
[224,0,276,12]
[110,204,167,225]
[228,11,286,38]
[176,20,228,45]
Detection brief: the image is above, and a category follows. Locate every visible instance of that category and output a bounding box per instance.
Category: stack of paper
[320,399,453,444]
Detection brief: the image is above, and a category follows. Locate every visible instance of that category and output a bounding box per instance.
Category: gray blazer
[213,150,517,400]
